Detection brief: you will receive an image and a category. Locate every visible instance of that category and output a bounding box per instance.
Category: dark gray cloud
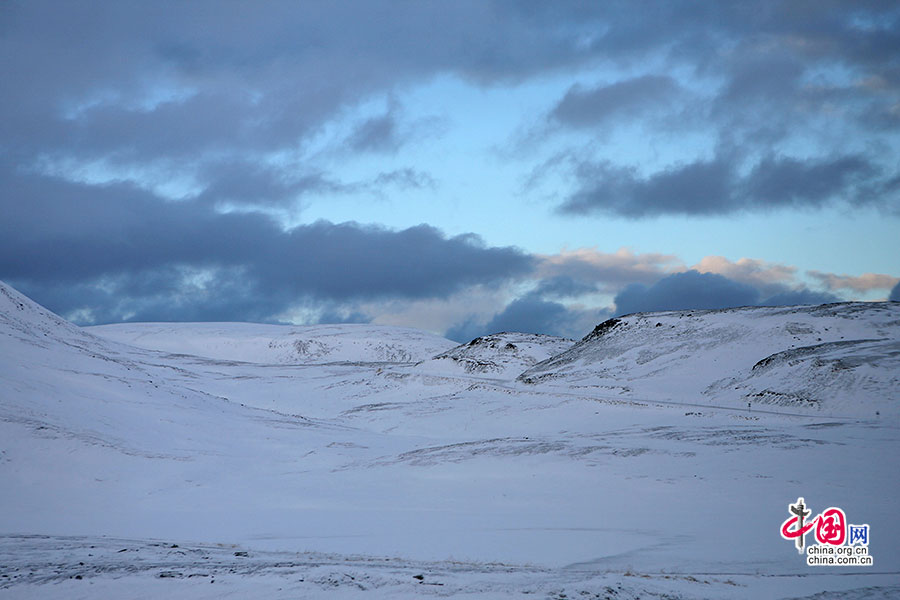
[558,153,890,218]
[758,289,840,307]
[0,1,612,155]
[3,1,613,229]
[443,318,483,344]
[717,55,804,108]
[532,276,598,298]
[197,161,350,207]
[614,270,840,316]
[348,112,400,153]
[194,161,433,208]
[1,1,896,327]
[525,2,900,218]
[743,155,877,208]
[445,297,571,342]
[614,271,759,315]
[481,297,571,336]
[704,3,900,138]
[22,273,293,325]
[345,102,409,154]
[0,165,533,324]
[446,267,845,341]
[2,1,897,219]
[445,276,609,342]
[371,168,437,190]
[445,295,607,342]
[890,281,900,302]
[560,158,735,218]
[315,308,372,326]
[550,76,681,129]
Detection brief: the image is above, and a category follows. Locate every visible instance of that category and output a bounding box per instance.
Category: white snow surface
[521,303,900,418]
[2,281,899,599]
[88,321,457,364]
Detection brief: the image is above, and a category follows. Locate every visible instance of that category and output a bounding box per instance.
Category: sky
[1,0,899,341]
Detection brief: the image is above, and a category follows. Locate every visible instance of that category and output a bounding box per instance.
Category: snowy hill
[2,280,900,599]
[1,278,109,350]
[415,332,575,379]
[520,302,900,417]
[0,281,296,462]
[88,321,456,364]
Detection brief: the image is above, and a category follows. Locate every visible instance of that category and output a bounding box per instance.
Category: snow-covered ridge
[417,332,575,380]
[1,279,95,346]
[520,302,900,416]
[88,321,457,364]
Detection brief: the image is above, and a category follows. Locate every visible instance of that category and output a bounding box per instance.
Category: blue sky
[1,1,899,340]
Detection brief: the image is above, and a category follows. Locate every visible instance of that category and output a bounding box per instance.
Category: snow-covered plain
[1,280,898,599]
[89,321,456,365]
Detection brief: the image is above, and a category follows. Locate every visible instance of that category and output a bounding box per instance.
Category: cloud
[531,275,598,298]
[742,154,877,208]
[558,158,735,218]
[444,294,609,342]
[2,1,898,226]
[443,254,877,338]
[890,281,900,302]
[2,1,897,330]
[446,296,570,342]
[193,162,436,210]
[443,318,484,344]
[614,270,760,315]
[371,168,437,190]
[535,250,842,312]
[717,54,805,108]
[2,1,617,223]
[365,286,509,336]
[614,270,843,316]
[807,271,900,293]
[515,3,900,219]
[758,289,840,307]
[315,308,372,325]
[537,248,681,290]
[347,112,401,153]
[0,166,534,324]
[691,256,798,298]
[549,75,682,129]
[344,100,410,153]
[689,257,844,309]
[444,274,612,342]
[197,161,351,208]
[557,152,891,218]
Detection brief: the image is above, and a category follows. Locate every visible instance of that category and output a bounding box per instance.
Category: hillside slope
[89,321,456,364]
[0,282,322,461]
[520,302,900,417]
[415,332,575,379]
